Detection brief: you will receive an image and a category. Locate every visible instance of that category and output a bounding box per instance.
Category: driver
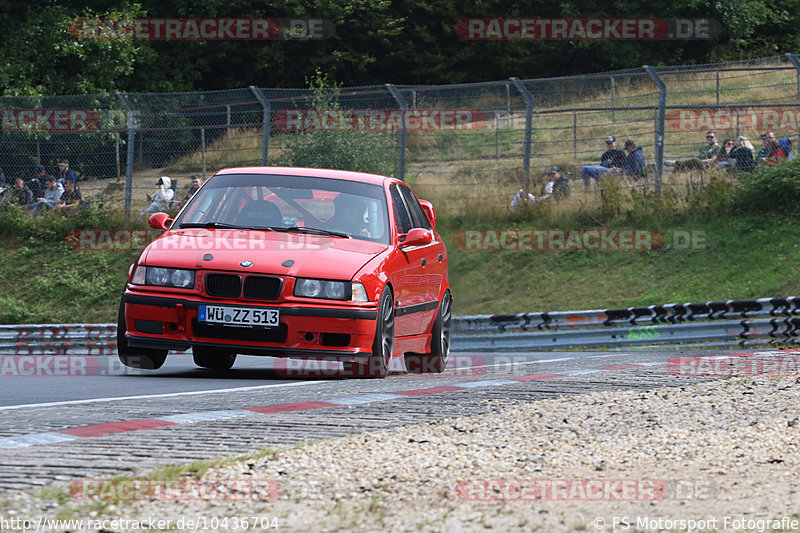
[331,193,371,238]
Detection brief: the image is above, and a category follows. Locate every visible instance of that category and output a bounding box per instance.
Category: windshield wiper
[178,222,245,229]
[270,225,350,238]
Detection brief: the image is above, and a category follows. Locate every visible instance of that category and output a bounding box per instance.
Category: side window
[399,186,431,230]
[390,185,413,234]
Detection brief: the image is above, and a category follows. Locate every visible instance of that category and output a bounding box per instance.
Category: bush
[280,69,396,176]
[732,159,800,214]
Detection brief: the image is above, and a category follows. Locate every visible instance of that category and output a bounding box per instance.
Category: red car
[118,167,451,377]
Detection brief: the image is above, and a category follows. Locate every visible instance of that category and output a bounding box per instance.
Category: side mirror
[400,227,433,248]
[148,212,173,231]
[418,199,436,229]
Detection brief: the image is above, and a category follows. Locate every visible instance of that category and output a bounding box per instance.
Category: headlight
[294,279,366,301]
[133,266,195,288]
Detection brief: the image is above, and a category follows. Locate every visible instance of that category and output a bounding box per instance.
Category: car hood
[141,229,389,280]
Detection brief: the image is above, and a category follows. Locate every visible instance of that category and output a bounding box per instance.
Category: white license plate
[198,305,279,327]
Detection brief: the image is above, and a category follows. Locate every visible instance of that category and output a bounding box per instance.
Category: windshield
[174,173,390,244]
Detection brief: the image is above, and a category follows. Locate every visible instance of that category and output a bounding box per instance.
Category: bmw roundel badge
[240,260,253,267]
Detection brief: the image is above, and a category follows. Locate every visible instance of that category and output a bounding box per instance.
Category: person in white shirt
[141,176,174,214]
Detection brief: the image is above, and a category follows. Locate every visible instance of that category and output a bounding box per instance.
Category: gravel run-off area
[3,374,800,532]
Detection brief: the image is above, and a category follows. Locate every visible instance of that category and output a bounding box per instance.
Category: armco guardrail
[451,297,800,352]
[3,297,800,355]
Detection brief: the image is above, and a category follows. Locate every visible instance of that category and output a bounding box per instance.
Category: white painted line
[327,393,401,405]
[0,380,326,412]
[450,380,513,388]
[158,409,257,424]
[0,432,80,449]
[561,369,602,376]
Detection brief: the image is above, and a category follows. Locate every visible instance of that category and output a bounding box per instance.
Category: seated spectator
[509,188,537,211]
[713,139,736,169]
[183,175,202,204]
[52,178,82,213]
[763,140,787,165]
[620,139,645,179]
[141,176,174,215]
[698,131,721,165]
[510,167,569,209]
[756,131,778,163]
[581,136,625,191]
[26,175,63,215]
[1,177,34,207]
[56,158,79,190]
[730,136,756,172]
[28,165,47,199]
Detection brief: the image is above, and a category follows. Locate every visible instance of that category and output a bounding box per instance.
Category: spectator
[713,139,736,169]
[764,140,787,165]
[56,158,78,189]
[730,136,756,172]
[509,188,537,211]
[757,131,778,163]
[53,178,82,213]
[620,140,645,178]
[26,175,63,215]
[581,136,626,191]
[28,165,47,199]
[1,177,34,207]
[183,175,202,204]
[141,176,174,214]
[698,131,721,165]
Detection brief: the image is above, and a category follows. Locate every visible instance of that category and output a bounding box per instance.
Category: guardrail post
[510,77,533,177]
[116,92,135,217]
[386,83,407,181]
[250,86,271,165]
[785,53,800,152]
[643,66,665,194]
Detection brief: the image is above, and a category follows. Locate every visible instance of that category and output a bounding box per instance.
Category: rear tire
[405,290,451,374]
[193,346,237,370]
[117,297,167,370]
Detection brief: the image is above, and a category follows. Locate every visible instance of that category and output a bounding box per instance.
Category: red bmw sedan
[118,167,451,377]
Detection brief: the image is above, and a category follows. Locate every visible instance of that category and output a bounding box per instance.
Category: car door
[389,184,440,337]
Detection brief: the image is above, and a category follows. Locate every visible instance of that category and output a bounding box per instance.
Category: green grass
[443,213,800,314]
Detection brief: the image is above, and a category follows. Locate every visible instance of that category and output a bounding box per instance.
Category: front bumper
[123,291,379,360]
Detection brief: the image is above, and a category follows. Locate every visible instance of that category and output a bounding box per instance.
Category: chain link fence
[2,53,800,217]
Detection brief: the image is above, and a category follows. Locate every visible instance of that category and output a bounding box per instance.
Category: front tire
[346,286,394,378]
[193,346,237,370]
[117,297,167,370]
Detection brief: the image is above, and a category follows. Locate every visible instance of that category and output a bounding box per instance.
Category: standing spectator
[698,131,721,165]
[183,175,202,204]
[53,178,82,213]
[730,136,756,172]
[141,176,174,214]
[620,140,645,179]
[757,131,777,163]
[56,158,78,189]
[28,165,47,199]
[581,136,626,191]
[713,139,736,169]
[26,175,63,215]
